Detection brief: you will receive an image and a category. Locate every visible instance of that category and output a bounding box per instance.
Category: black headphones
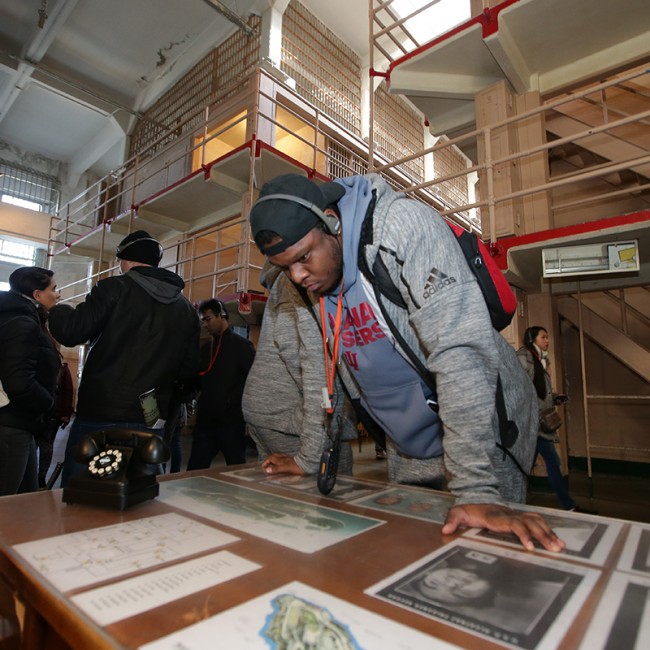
[215,300,227,318]
[115,237,164,262]
[254,193,341,236]
[524,327,542,347]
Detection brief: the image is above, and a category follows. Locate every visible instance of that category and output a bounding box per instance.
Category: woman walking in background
[517,326,586,513]
[0,267,60,495]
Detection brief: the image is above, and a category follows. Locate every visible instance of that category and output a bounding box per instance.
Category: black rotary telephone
[62,429,170,510]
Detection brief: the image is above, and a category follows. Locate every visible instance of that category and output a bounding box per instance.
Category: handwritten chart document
[139,581,460,650]
[12,513,238,592]
[72,550,260,626]
[158,476,384,553]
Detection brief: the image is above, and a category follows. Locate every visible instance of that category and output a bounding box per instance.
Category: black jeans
[186,423,246,469]
[0,424,38,496]
[34,418,59,486]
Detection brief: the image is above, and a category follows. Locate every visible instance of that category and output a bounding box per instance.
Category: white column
[259,1,291,67]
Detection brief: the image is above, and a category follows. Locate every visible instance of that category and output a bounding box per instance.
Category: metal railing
[48,67,467,304]
[49,64,650,306]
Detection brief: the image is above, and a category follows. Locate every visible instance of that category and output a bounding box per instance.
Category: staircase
[557,291,650,381]
[546,71,650,216]
[557,290,650,464]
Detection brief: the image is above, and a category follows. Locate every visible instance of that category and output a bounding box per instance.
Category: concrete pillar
[259,1,290,67]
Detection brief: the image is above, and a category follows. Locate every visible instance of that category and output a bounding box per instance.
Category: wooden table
[0,466,642,649]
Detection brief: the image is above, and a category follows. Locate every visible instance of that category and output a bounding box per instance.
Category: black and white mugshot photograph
[618,523,650,576]
[465,505,624,564]
[579,571,650,650]
[367,540,600,650]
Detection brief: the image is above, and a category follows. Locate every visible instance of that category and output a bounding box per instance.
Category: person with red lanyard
[249,173,566,554]
[242,264,359,476]
[186,299,255,469]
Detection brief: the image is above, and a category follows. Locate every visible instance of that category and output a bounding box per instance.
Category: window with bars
[281,1,362,136]
[0,236,48,291]
[0,160,60,214]
[327,141,368,180]
[130,16,261,158]
[434,138,471,213]
[374,84,424,182]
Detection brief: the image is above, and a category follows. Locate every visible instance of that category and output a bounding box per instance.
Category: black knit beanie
[115,230,162,267]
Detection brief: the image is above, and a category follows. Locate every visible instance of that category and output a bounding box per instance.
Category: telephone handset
[75,429,169,472]
[317,416,342,496]
[317,444,339,496]
[63,429,170,510]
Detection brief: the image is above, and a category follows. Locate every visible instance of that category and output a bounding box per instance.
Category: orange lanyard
[319,284,344,414]
[199,332,224,376]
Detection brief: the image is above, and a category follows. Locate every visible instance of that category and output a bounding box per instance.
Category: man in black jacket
[49,231,200,486]
[186,299,255,468]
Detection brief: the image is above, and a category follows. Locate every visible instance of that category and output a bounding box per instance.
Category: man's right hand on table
[261,453,304,475]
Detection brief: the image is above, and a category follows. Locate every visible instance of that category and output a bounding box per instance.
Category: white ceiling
[6,0,646,187]
[0,0,369,179]
[389,0,650,138]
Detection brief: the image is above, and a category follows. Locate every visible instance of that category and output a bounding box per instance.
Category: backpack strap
[368,255,438,408]
[494,375,527,475]
[358,203,527,475]
[357,192,437,400]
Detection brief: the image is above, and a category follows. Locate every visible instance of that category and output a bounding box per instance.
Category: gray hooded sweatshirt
[242,265,357,474]
[319,174,537,505]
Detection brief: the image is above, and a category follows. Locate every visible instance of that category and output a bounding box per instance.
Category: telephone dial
[62,429,170,510]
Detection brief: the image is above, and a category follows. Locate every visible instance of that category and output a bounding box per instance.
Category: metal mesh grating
[0,159,60,214]
[327,141,368,180]
[130,16,261,158]
[130,52,217,158]
[281,1,362,135]
[374,84,424,182]
[434,139,470,212]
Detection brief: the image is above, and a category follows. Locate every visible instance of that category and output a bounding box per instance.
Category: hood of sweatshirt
[330,174,375,296]
[127,266,185,304]
[260,260,282,291]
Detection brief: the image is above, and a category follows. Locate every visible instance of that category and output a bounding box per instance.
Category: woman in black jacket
[516,326,583,512]
[0,266,60,495]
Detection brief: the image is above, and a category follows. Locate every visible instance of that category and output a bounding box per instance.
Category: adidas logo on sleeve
[423,268,457,299]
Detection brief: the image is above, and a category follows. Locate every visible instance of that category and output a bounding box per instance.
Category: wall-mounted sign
[542,240,639,278]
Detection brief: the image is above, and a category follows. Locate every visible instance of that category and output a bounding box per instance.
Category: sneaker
[375,449,387,460]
